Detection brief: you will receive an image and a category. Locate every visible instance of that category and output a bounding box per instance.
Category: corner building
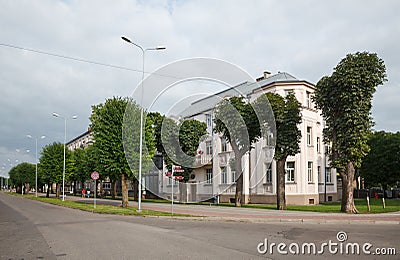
[172,71,337,205]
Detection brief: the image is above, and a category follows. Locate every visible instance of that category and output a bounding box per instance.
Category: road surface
[0,192,398,259]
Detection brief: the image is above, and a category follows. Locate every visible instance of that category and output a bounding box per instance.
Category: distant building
[66,128,93,151]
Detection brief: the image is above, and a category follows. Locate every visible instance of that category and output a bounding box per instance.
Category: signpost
[91,171,99,209]
[170,165,184,216]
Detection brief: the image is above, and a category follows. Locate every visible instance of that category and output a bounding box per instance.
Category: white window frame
[206,141,213,155]
[307,127,312,146]
[221,137,227,152]
[317,137,320,153]
[285,161,295,182]
[266,164,272,184]
[206,168,213,184]
[306,91,312,108]
[206,114,212,127]
[307,162,313,183]
[231,169,236,183]
[221,167,227,184]
[325,167,332,183]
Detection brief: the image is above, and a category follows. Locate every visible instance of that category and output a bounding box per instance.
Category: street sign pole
[94,179,96,209]
[171,166,174,216]
[91,171,99,210]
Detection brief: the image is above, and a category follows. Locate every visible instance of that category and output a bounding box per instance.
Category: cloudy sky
[1,0,399,177]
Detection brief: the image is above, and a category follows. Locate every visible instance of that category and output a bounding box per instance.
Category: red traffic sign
[91,171,100,180]
[165,172,172,177]
[174,176,183,180]
[174,169,185,173]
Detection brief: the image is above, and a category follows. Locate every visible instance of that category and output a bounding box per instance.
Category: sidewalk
[52,193,400,224]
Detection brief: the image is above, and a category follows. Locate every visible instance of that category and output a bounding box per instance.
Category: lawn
[242,198,400,213]
[8,193,190,217]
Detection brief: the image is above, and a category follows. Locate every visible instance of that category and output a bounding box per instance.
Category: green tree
[314,52,387,213]
[214,96,261,206]
[91,96,155,207]
[147,112,207,181]
[39,142,73,198]
[254,92,302,210]
[71,147,94,195]
[360,131,400,190]
[8,162,36,194]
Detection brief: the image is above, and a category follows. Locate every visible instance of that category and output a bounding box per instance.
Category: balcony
[194,154,212,167]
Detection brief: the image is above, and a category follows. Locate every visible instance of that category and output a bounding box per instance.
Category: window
[266,164,272,183]
[307,162,313,183]
[266,132,274,146]
[102,182,111,189]
[206,114,212,127]
[286,162,295,182]
[206,168,213,184]
[317,137,320,153]
[306,91,312,108]
[325,144,331,155]
[221,167,227,184]
[206,141,213,155]
[317,166,321,183]
[285,89,294,97]
[307,127,312,146]
[221,137,227,152]
[231,170,236,183]
[325,167,332,183]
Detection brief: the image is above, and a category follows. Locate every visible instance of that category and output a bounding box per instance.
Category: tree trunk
[25,183,30,195]
[111,180,116,199]
[340,162,358,213]
[234,158,243,207]
[132,178,139,201]
[73,180,77,196]
[121,174,129,207]
[46,182,50,198]
[276,158,286,210]
[56,183,60,198]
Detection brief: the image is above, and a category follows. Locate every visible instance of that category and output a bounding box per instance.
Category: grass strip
[7,192,191,217]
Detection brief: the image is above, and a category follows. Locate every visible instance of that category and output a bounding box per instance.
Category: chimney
[256,71,272,81]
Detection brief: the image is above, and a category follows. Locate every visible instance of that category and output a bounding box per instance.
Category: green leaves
[314,51,387,170]
[39,142,73,184]
[9,162,36,187]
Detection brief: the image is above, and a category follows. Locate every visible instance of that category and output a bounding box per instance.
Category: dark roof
[181,72,306,118]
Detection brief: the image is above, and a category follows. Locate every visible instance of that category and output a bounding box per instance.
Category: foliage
[214,96,261,206]
[313,51,387,213]
[254,92,302,210]
[39,142,74,185]
[360,131,400,189]
[8,162,36,189]
[148,112,207,181]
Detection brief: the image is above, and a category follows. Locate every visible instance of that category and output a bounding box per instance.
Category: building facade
[158,71,337,205]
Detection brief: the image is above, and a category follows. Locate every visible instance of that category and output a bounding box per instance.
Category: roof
[181,72,306,118]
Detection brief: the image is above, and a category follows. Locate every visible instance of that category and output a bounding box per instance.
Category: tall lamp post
[27,135,46,197]
[121,36,165,212]
[52,113,77,201]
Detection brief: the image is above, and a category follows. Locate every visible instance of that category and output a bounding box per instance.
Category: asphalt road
[0,192,399,260]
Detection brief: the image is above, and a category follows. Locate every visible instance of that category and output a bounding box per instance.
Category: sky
[1,0,399,177]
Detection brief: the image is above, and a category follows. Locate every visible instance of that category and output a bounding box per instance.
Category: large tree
[214,96,261,206]
[8,162,36,194]
[91,96,155,207]
[360,131,400,190]
[147,112,207,181]
[254,92,302,210]
[314,52,387,213]
[39,142,74,198]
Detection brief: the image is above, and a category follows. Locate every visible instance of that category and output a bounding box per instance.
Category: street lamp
[52,113,77,201]
[27,134,46,197]
[121,36,166,212]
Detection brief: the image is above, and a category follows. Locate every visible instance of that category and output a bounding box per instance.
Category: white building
[158,71,337,205]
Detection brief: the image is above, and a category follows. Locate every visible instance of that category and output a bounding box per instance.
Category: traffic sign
[91,171,99,180]
[174,176,183,180]
[165,172,172,177]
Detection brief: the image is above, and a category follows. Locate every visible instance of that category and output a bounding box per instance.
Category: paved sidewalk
[58,194,400,225]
